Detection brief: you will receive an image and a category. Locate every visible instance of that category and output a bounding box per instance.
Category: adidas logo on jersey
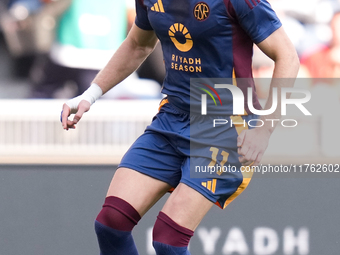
[151,0,165,12]
[201,179,217,193]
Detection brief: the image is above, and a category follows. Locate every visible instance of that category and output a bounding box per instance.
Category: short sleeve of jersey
[135,0,153,30]
[229,0,282,44]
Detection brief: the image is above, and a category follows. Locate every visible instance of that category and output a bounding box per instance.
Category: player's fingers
[61,104,71,130]
[238,142,250,157]
[72,100,91,124]
[238,155,249,164]
[244,149,257,162]
[66,120,76,129]
[244,161,254,166]
[243,147,264,166]
[254,151,264,166]
[238,145,256,164]
[237,130,246,147]
[238,156,254,166]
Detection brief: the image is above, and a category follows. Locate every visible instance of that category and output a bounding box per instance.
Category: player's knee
[152,211,194,251]
[95,196,141,254]
[95,196,141,232]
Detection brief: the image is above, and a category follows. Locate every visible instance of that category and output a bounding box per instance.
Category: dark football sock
[152,211,194,255]
[95,196,141,255]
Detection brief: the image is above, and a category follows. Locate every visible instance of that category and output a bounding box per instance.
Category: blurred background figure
[251,0,340,74]
[301,9,340,80]
[27,0,164,99]
[2,0,340,99]
[298,2,340,101]
[252,0,340,99]
[0,0,165,99]
[0,0,69,80]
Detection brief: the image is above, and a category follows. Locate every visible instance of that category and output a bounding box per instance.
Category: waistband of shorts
[166,95,257,118]
[167,95,195,114]
[163,96,191,115]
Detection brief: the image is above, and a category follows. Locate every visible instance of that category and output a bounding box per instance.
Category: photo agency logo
[189,79,313,179]
[199,82,312,128]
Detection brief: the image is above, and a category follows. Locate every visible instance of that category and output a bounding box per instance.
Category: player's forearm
[92,26,158,94]
[260,52,300,133]
[92,41,150,94]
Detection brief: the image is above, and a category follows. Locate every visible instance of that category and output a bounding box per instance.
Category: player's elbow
[274,48,300,78]
[289,50,300,73]
[285,51,300,77]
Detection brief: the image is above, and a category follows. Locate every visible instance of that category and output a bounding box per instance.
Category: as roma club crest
[193,2,210,21]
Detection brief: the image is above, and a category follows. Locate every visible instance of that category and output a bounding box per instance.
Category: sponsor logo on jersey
[151,0,165,12]
[168,23,193,52]
[193,2,210,21]
[168,24,203,73]
[171,54,202,72]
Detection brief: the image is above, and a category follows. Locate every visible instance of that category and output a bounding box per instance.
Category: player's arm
[92,24,158,94]
[61,24,158,130]
[256,26,300,130]
[238,27,300,165]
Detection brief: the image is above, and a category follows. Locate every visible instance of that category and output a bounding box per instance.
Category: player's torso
[143,0,234,78]
[140,0,256,113]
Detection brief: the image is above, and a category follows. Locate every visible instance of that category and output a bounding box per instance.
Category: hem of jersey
[167,95,254,117]
[179,178,219,205]
[165,96,191,115]
[253,22,282,44]
[117,163,177,188]
[135,20,154,31]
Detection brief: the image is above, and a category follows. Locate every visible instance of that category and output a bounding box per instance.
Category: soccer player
[61,0,299,254]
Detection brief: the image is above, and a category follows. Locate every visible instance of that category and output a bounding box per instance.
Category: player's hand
[60,84,102,130]
[61,99,91,130]
[237,127,271,166]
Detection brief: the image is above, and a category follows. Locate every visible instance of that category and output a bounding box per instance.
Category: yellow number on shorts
[209,147,229,176]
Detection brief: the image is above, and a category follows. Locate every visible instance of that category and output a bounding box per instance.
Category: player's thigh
[161,183,214,231]
[107,167,172,217]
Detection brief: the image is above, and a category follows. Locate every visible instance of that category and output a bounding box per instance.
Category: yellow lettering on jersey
[170,54,202,73]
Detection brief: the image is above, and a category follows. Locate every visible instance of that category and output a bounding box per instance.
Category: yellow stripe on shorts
[221,115,253,209]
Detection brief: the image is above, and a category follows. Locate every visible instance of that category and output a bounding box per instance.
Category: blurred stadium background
[0,0,340,254]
